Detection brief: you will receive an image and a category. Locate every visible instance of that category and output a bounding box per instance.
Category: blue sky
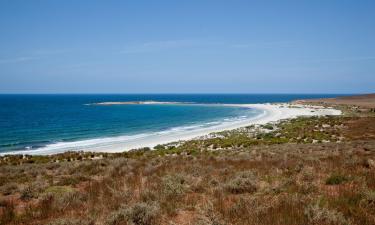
[0,0,374,94]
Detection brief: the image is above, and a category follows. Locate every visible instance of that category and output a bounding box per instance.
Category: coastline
[1,103,341,156]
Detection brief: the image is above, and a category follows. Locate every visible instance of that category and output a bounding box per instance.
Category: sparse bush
[72,161,105,176]
[46,163,61,170]
[227,197,254,221]
[196,201,226,225]
[0,175,9,186]
[105,202,160,225]
[296,167,317,195]
[127,202,160,225]
[54,191,87,211]
[56,175,90,186]
[0,182,18,195]
[105,207,128,225]
[224,171,258,194]
[304,203,350,225]
[140,189,158,202]
[300,167,315,182]
[159,174,188,215]
[298,182,318,195]
[161,174,187,198]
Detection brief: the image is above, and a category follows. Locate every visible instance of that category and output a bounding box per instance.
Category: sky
[0,0,374,94]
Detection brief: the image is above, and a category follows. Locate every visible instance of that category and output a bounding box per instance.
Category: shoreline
[0,103,341,156]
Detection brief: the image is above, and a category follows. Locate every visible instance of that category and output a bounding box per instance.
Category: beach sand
[2,103,341,155]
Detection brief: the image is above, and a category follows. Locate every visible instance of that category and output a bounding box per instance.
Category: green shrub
[262,124,274,130]
[20,185,38,201]
[326,174,348,185]
[153,144,165,150]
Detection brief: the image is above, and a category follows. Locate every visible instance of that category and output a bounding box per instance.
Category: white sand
[1,103,341,155]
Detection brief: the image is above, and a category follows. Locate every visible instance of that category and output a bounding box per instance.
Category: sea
[0,94,344,154]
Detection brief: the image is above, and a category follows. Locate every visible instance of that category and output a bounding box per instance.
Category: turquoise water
[0,94,344,153]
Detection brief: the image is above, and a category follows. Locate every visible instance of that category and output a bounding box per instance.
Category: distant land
[295,93,375,109]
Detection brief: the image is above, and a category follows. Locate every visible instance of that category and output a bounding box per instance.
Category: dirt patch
[343,117,375,140]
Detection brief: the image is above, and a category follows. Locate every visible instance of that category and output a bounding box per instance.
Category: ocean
[0,94,344,154]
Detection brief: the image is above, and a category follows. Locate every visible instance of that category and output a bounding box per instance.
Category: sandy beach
[2,103,341,155]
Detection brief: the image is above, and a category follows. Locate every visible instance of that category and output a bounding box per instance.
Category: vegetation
[1,110,375,224]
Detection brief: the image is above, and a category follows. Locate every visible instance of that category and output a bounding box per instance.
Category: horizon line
[0,92,364,95]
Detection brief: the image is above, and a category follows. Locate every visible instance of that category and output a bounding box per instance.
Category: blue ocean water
[0,94,344,153]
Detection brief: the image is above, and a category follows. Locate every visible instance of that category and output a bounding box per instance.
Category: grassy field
[1,107,375,224]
